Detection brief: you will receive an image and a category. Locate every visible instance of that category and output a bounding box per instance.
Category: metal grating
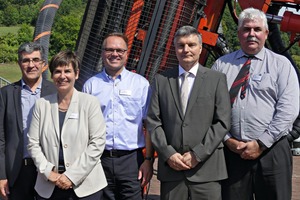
[75,0,206,89]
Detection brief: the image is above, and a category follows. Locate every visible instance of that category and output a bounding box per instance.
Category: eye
[32,58,42,63]
[21,58,30,64]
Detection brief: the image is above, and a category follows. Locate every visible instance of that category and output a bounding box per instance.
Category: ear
[75,69,80,80]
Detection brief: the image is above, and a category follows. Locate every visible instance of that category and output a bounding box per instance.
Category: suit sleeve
[0,89,6,179]
[147,75,177,162]
[28,100,55,181]
[192,73,231,162]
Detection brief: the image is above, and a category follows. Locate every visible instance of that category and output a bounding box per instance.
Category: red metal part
[281,11,300,43]
[238,0,272,12]
[124,0,145,56]
[272,0,300,3]
[197,0,226,65]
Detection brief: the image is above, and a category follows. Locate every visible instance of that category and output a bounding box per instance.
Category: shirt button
[63,144,68,148]
[66,163,70,167]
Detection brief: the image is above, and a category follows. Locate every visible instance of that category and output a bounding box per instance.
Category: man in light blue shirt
[212,8,299,200]
[82,32,153,200]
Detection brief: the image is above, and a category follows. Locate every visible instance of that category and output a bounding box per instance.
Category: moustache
[247,37,258,42]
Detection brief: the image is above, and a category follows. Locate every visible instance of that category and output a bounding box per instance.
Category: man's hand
[225,138,247,155]
[48,171,61,183]
[182,151,199,168]
[240,140,264,160]
[138,160,154,188]
[0,179,9,200]
[56,174,73,190]
[167,153,190,171]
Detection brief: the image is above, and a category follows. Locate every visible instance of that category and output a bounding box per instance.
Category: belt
[102,148,140,158]
[23,158,34,166]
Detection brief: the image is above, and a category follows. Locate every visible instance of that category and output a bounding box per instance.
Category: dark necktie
[229,56,252,106]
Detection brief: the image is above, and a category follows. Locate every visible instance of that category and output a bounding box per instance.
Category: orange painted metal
[238,0,272,12]
[124,0,145,56]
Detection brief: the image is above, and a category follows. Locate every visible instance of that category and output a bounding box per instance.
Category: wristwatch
[144,157,154,162]
[257,140,267,151]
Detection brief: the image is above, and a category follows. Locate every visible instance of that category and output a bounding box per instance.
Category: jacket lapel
[49,94,60,140]
[63,89,79,128]
[168,67,185,119]
[13,81,23,134]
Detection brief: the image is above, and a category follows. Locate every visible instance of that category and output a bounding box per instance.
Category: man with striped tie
[212,8,299,200]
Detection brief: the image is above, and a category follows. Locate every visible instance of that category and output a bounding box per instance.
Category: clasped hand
[226,138,264,160]
[49,171,73,190]
[167,152,199,171]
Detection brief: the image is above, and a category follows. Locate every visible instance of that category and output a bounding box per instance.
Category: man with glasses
[0,42,56,200]
[82,32,154,200]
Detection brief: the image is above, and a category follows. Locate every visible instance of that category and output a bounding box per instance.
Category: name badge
[252,74,262,81]
[69,113,79,119]
[119,90,132,96]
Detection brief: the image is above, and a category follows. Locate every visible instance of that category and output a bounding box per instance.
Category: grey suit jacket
[28,89,107,198]
[0,79,56,187]
[147,65,231,182]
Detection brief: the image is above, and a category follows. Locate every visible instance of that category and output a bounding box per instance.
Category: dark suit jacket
[147,65,231,183]
[0,79,56,187]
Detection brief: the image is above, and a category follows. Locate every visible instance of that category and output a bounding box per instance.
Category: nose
[59,72,66,78]
[183,44,190,52]
[248,28,255,36]
[111,49,119,56]
[28,60,35,67]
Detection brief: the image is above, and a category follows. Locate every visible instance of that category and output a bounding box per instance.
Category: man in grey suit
[0,42,56,200]
[147,25,231,200]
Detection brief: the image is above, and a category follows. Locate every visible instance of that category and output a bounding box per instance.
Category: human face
[175,34,202,71]
[51,64,79,93]
[238,18,269,55]
[19,51,44,85]
[102,36,128,77]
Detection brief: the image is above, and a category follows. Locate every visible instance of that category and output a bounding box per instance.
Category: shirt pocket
[251,73,277,93]
[123,97,141,117]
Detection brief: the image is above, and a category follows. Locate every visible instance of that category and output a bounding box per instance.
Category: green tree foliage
[0,33,19,63]
[19,4,39,25]
[50,13,81,55]
[17,24,33,44]
[3,4,19,26]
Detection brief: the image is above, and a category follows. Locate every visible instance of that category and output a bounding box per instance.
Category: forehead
[175,34,200,44]
[241,18,264,28]
[104,36,127,47]
[54,63,73,70]
[21,50,41,58]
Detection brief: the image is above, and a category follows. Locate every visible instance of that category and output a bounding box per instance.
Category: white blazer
[28,89,107,198]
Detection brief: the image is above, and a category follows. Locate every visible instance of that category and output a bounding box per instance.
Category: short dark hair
[49,50,80,76]
[18,42,45,62]
[174,25,202,45]
[102,32,128,48]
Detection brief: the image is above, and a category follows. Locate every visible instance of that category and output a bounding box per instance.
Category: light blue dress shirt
[212,47,299,147]
[82,67,151,150]
[21,79,41,158]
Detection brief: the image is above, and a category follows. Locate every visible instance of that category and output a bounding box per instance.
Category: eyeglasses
[21,58,43,65]
[103,48,127,55]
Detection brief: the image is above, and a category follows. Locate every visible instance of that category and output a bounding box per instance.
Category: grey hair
[18,42,45,61]
[174,25,202,45]
[238,8,268,31]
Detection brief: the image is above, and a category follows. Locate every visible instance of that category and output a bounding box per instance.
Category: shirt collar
[238,47,265,61]
[21,78,42,90]
[178,63,199,77]
[104,66,128,81]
